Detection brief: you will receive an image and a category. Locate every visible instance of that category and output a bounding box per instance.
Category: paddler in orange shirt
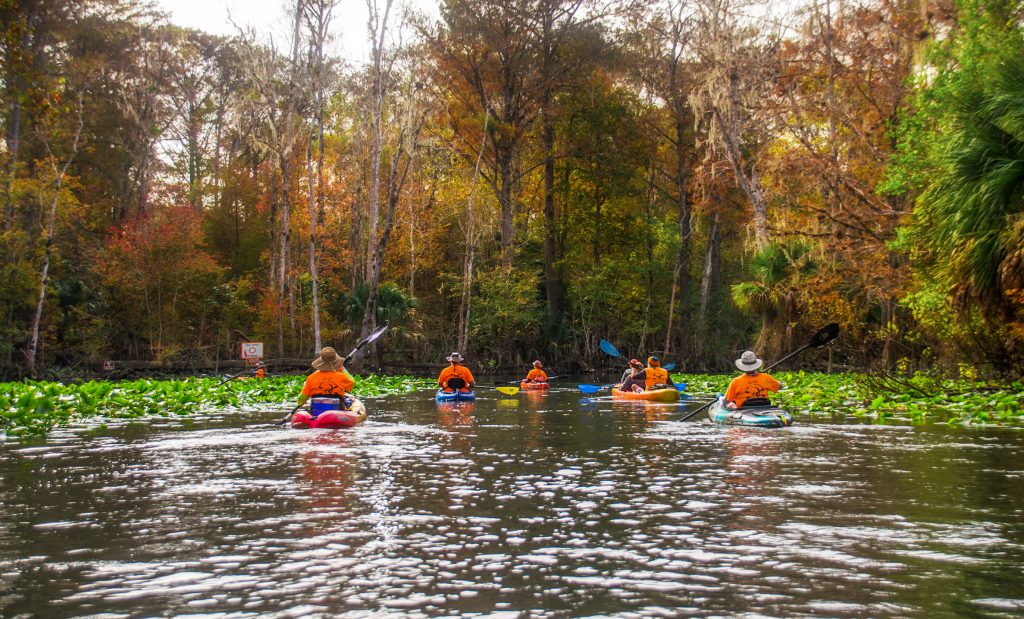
[438,352,475,393]
[524,360,547,383]
[724,350,781,408]
[643,356,675,390]
[297,347,355,408]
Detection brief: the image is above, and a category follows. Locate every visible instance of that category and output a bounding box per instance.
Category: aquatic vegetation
[0,374,435,437]
[674,371,1024,426]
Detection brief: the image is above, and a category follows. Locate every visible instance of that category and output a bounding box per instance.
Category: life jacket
[645,367,669,389]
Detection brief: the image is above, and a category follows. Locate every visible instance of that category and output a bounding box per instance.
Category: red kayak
[291,397,367,429]
[520,381,550,391]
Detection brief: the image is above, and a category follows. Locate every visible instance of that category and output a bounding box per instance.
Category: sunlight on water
[1,387,1023,616]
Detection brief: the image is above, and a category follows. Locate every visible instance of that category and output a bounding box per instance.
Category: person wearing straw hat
[297,347,356,408]
[724,350,780,409]
[523,360,547,383]
[252,361,267,379]
[438,352,475,393]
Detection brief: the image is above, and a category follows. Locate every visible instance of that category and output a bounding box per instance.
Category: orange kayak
[611,388,680,403]
[520,381,549,391]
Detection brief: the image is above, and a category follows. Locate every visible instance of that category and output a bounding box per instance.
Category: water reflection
[0,388,1021,617]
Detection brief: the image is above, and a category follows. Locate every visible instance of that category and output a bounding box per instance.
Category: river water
[1,386,1023,617]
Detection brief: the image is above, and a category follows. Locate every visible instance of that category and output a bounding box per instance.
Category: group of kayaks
[290,383,791,430]
[431,382,791,428]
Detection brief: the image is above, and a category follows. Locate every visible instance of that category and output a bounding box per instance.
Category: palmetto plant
[732,240,817,359]
[917,52,1024,322]
[345,283,417,330]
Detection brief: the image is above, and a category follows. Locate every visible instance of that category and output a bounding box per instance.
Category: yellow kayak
[611,388,680,403]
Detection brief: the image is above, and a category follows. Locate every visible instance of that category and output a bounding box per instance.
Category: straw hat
[735,351,763,372]
[312,347,345,371]
[447,352,464,363]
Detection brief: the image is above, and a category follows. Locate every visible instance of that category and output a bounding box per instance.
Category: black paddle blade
[809,322,840,348]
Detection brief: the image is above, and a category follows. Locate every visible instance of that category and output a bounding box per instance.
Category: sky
[154,0,438,63]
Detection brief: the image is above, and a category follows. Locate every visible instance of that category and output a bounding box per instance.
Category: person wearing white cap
[724,350,780,409]
[438,352,475,393]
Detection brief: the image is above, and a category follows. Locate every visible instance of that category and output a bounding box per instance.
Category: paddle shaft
[763,344,811,374]
[678,398,718,421]
[215,368,250,387]
[275,404,305,426]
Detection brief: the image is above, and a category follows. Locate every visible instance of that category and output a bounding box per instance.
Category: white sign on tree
[240,342,264,360]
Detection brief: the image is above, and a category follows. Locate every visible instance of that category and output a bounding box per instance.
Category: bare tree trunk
[542,110,564,332]
[664,111,694,357]
[305,0,336,353]
[2,2,36,231]
[712,106,769,247]
[26,93,84,376]
[695,210,720,363]
[307,134,321,351]
[498,148,515,266]
[458,222,476,353]
[458,114,489,353]
[358,0,395,353]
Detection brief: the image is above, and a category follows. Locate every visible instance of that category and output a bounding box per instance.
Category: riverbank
[675,371,1024,425]
[0,374,435,437]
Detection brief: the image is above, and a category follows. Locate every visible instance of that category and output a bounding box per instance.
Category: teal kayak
[708,396,793,428]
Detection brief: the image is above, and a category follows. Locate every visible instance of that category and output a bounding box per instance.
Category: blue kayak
[436,390,476,402]
[708,396,793,428]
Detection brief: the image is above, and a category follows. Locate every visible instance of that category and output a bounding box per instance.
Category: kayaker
[297,347,355,409]
[524,360,547,383]
[619,359,647,393]
[438,352,475,393]
[644,356,675,390]
[252,361,267,379]
[724,350,780,408]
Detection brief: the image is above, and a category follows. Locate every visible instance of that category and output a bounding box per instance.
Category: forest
[1,0,1022,379]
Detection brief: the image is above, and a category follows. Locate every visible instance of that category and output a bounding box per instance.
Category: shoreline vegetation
[2,372,1022,438]
[0,375,435,438]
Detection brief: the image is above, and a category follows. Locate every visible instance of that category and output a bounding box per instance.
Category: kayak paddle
[763,322,839,372]
[497,374,566,386]
[275,322,391,426]
[215,368,251,387]
[678,322,840,422]
[601,340,678,371]
[496,386,519,395]
[275,403,306,426]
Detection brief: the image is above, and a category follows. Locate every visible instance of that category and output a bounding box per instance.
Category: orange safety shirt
[725,372,781,407]
[438,365,475,390]
[255,367,266,379]
[645,367,669,389]
[301,369,355,397]
[525,368,548,382]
